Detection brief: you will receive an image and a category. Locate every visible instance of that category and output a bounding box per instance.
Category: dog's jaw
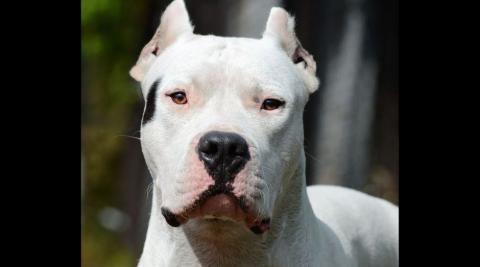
[161,193,271,234]
[138,156,318,267]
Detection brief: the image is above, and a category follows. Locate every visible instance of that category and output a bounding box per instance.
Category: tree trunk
[314,1,378,188]
[285,0,381,189]
[224,0,281,38]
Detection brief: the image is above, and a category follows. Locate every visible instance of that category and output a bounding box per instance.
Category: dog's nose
[197,131,250,183]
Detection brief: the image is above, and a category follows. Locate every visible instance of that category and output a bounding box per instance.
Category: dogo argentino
[129,1,398,266]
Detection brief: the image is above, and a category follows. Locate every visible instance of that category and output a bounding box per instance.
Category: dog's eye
[168,92,188,105]
[261,99,285,111]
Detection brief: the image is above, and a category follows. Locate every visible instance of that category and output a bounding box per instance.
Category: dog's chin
[195,216,243,230]
[161,193,270,234]
[184,216,251,240]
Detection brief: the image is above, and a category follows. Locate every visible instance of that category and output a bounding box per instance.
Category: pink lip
[171,193,270,234]
[189,194,245,221]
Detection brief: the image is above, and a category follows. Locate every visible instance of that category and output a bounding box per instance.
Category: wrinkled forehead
[142,35,305,99]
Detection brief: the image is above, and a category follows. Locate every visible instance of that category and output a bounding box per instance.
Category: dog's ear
[130,0,193,82]
[263,7,319,94]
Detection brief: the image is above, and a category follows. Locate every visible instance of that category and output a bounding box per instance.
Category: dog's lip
[167,194,270,234]
[188,194,245,221]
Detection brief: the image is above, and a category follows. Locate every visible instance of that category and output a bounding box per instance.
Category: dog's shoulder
[306,185,398,266]
[306,185,397,214]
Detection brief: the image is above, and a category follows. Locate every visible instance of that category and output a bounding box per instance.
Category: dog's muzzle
[160,131,269,234]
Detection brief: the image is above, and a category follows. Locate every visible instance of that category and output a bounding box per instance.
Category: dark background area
[81,0,398,266]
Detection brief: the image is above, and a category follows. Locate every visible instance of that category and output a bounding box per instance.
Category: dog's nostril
[199,140,218,157]
[229,143,247,157]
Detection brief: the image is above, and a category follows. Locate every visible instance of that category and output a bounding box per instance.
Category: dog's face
[131,0,318,235]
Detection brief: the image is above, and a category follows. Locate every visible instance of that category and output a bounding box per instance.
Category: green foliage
[82,0,149,266]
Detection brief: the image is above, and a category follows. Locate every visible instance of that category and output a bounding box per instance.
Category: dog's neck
[138,152,319,267]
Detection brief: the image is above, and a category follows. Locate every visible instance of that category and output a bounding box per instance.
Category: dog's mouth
[161,185,270,234]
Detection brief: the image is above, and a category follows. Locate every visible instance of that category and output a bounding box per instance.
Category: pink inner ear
[293,47,306,65]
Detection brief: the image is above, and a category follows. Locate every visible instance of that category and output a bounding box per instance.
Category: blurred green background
[81,0,398,266]
[82,0,150,266]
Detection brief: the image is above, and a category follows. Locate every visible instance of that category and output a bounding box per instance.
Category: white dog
[130,1,398,266]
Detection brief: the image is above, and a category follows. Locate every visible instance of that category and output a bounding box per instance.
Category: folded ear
[130,0,193,82]
[263,7,319,94]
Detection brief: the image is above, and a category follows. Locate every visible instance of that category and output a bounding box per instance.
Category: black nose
[197,131,250,183]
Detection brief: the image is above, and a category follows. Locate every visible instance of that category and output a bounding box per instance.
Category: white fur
[131,1,398,266]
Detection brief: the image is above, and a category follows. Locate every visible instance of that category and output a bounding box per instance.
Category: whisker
[258,165,270,209]
[260,164,276,173]
[115,134,141,141]
[304,150,322,165]
[145,182,153,200]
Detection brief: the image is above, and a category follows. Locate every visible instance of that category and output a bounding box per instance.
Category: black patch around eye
[142,79,160,125]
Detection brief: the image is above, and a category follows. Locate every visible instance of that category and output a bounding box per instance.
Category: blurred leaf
[82,0,148,266]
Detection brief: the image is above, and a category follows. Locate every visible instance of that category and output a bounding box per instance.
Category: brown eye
[169,92,188,105]
[261,99,285,110]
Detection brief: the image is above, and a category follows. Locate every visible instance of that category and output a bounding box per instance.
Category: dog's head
[131,0,319,235]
